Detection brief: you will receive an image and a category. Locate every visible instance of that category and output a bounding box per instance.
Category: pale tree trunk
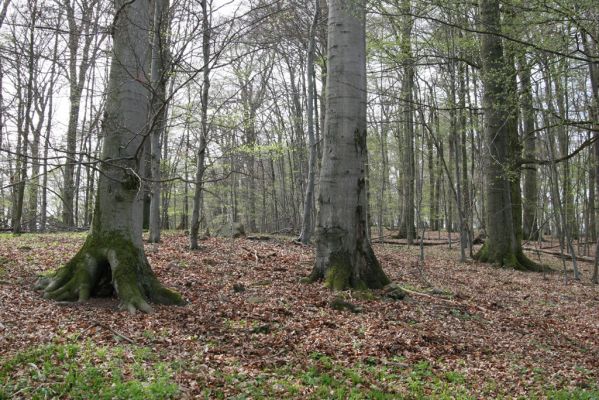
[298,2,320,244]
[189,0,211,249]
[475,0,541,271]
[27,88,46,232]
[40,22,60,232]
[37,0,183,313]
[148,0,170,243]
[310,0,389,289]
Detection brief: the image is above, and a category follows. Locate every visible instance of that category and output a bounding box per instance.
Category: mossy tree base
[310,245,390,291]
[36,233,184,313]
[475,242,544,272]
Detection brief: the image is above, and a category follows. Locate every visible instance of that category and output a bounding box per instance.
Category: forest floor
[0,231,598,399]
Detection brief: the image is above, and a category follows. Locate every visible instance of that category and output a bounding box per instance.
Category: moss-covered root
[36,253,99,303]
[475,243,545,272]
[105,249,185,313]
[36,237,185,314]
[311,247,390,291]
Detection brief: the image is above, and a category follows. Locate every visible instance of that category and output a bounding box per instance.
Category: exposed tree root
[35,233,185,313]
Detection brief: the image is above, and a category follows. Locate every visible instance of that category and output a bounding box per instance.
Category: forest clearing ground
[0,231,598,399]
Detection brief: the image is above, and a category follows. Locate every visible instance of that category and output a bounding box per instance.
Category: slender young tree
[190,0,211,249]
[37,0,184,313]
[310,0,389,289]
[298,1,320,244]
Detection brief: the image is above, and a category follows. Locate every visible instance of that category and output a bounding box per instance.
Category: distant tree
[298,1,320,245]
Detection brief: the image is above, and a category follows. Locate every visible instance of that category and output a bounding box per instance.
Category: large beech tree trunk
[475,0,541,271]
[37,0,184,313]
[310,0,389,290]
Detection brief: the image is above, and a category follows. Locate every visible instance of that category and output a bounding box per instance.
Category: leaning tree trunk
[475,0,541,271]
[310,0,389,290]
[37,0,184,313]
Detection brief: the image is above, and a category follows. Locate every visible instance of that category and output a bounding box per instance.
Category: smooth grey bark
[310,0,389,290]
[148,0,170,243]
[41,31,59,232]
[298,2,320,245]
[38,0,183,313]
[190,0,211,250]
[27,81,47,232]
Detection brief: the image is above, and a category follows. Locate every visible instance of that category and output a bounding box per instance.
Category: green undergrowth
[0,337,179,400]
[198,354,474,399]
[2,341,597,399]
[196,353,599,399]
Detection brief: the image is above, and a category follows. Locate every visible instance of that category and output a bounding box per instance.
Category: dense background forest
[0,0,597,258]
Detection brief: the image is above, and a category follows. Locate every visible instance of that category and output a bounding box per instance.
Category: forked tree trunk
[310,0,389,290]
[37,0,184,313]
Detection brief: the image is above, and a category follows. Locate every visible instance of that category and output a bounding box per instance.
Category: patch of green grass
[198,355,475,399]
[547,389,599,400]
[200,357,599,399]
[0,338,178,399]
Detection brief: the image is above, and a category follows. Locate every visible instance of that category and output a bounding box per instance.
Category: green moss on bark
[319,247,389,290]
[37,231,185,312]
[475,242,544,272]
